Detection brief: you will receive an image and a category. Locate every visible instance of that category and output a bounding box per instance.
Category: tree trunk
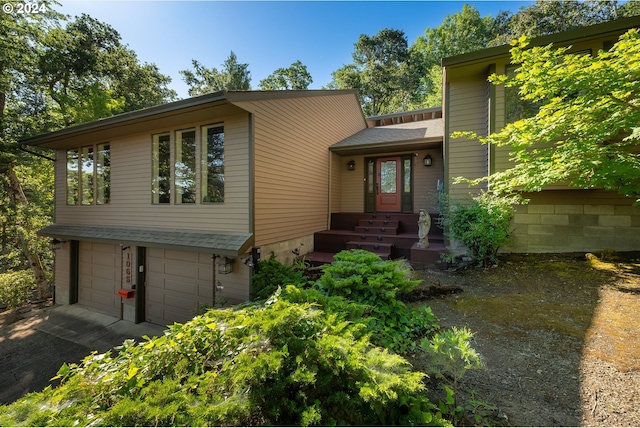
[6,162,49,299]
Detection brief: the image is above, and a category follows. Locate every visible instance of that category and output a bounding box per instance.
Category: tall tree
[412,4,495,107]
[328,28,422,116]
[489,0,621,46]
[259,60,312,90]
[454,30,640,204]
[1,8,176,298]
[0,6,62,298]
[180,51,251,96]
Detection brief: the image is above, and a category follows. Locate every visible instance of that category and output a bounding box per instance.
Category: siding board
[233,94,366,246]
[54,114,251,233]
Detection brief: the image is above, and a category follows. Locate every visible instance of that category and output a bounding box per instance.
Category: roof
[21,89,359,148]
[442,16,640,67]
[38,224,254,257]
[330,119,443,155]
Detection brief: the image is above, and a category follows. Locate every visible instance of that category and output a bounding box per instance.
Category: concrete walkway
[0,304,167,405]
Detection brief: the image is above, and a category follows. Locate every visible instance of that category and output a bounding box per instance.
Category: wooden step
[346,241,393,258]
[354,226,398,235]
[357,219,400,228]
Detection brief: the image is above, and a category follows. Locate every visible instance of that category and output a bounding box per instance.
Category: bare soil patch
[408,252,640,426]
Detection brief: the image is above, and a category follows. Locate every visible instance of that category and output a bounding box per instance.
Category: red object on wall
[117,289,135,298]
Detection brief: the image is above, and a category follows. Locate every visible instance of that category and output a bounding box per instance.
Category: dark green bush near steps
[439,192,515,267]
[251,252,308,300]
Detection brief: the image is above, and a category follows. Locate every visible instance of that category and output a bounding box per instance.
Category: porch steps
[304,212,446,267]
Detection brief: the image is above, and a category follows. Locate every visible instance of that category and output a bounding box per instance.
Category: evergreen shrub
[0,297,446,427]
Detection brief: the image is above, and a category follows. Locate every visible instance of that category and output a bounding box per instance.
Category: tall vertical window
[403,158,411,193]
[175,129,196,204]
[201,124,224,203]
[505,65,541,124]
[66,144,110,205]
[66,149,79,205]
[152,133,171,204]
[96,143,110,204]
[81,146,94,205]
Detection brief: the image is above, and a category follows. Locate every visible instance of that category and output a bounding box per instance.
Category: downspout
[327,150,332,230]
[212,254,218,307]
[442,67,451,249]
[487,63,497,189]
[247,113,256,298]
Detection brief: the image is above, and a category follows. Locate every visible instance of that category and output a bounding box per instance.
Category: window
[152,133,171,204]
[81,146,94,204]
[403,158,411,193]
[152,124,225,205]
[175,129,196,204]
[96,143,110,204]
[201,124,224,203]
[66,144,110,205]
[66,149,79,205]
[505,49,591,124]
[505,65,540,124]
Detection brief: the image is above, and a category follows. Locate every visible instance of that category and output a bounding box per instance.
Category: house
[24,18,640,326]
[23,91,364,325]
[23,90,445,326]
[442,16,640,254]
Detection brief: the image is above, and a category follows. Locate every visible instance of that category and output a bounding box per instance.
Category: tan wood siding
[54,114,250,233]
[339,155,366,212]
[329,151,342,216]
[234,94,366,247]
[447,76,489,198]
[413,150,444,213]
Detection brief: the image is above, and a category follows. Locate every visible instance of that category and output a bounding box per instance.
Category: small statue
[417,210,431,249]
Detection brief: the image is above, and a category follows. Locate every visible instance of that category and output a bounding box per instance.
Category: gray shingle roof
[39,224,253,257]
[331,119,443,152]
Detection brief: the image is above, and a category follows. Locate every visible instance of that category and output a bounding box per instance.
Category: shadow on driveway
[0,304,166,405]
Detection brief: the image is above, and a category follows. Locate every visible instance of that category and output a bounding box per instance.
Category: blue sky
[59,1,534,98]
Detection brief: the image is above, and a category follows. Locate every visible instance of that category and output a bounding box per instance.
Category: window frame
[151,132,172,204]
[175,128,197,204]
[66,143,110,206]
[200,123,225,204]
[151,123,225,206]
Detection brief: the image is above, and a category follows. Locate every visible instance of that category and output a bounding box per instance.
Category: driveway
[0,304,166,405]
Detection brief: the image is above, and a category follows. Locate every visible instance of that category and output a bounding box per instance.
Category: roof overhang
[330,119,443,156]
[442,16,640,70]
[38,224,254,257]
[21,89,361,150]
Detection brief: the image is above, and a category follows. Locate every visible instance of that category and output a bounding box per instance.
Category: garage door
[78,241,120,317]
[146,248,214,325]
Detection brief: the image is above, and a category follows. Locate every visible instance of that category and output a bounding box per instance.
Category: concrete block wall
[504,203,640,253]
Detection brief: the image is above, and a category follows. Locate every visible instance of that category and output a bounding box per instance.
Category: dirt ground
[408,251,640,427]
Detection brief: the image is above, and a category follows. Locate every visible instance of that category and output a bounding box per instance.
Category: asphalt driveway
[0,305,166,405]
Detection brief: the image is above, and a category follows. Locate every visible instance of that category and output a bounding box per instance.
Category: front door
[376,157,402,212]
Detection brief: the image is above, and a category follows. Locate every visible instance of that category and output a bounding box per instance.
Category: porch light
[347,159,356,171]
[50,239,64,251]
[423,154,433,167]
[217,257,234,274]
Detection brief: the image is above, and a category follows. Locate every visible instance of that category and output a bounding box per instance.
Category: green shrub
[440,192,515,266]
[251,253,308,300]
[421,327,483,425]
[316,249,439,354]
[0,297,447,427]
[0,270,35,310]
